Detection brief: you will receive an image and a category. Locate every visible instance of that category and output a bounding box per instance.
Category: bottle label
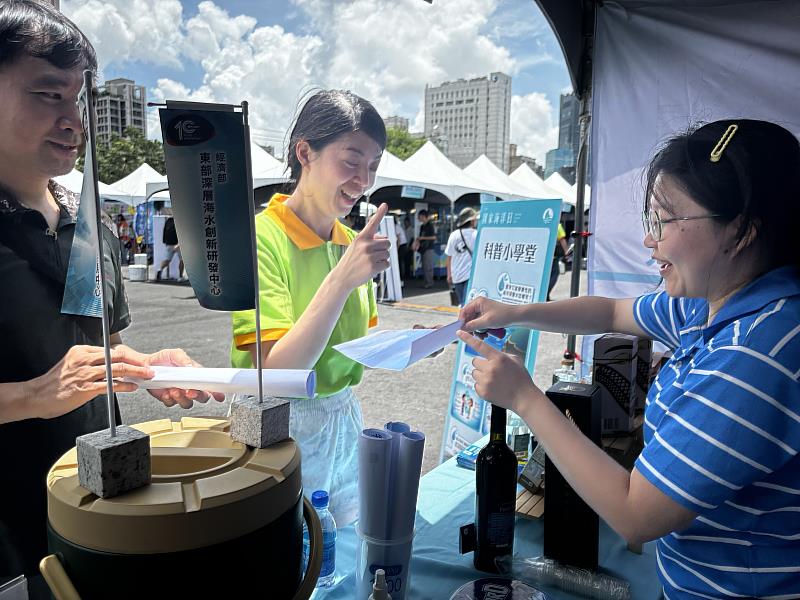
[320,536,336,577]
[486,504,514,547]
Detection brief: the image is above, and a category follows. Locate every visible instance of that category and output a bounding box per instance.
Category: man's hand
[456,331,539,414]
[120,346,225,409]
[28,345,153,419]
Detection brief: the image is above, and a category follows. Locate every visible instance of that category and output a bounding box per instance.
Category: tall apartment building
[96,78,147,146]
[383,116,409,132]
[424,72,512,171]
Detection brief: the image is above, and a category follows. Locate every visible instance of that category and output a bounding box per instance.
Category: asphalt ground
[117,269,587,475]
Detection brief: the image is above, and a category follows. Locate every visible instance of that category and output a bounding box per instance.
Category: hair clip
[710,124,738,162]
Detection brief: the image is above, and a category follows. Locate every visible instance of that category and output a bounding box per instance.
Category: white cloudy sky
[61,0,571,164]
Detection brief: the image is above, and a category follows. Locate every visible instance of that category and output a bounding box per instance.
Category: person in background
[412,209,436,288]
[230,89,389,526]
[403,215,415,278]
[445,207,477,306]
[395,214,408,282]
[546,222,570,301]
[459,119,800,599]
[0,2,221,593]
[156,215,184,281]
[115,213,135,265]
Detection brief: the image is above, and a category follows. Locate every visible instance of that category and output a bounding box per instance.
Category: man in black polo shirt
[0,2,220,592]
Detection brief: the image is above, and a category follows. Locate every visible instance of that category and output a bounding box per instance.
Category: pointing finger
[457,330,501,358]
[358,203,388,238]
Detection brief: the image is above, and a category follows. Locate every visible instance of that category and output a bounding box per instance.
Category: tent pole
[566,91,591,356]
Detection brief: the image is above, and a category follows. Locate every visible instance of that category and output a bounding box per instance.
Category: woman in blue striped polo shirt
[458,120,800,598]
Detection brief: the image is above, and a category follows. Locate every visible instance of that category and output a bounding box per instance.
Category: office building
[509,144,544,177]
[545,148,574,182]
[383,116,409,132]
[558,93,580,161]
[96,78,147,146]
[424,72,512,171]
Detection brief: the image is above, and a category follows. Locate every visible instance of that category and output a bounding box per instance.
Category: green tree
[385,127,425,160]
[78,127,165,183]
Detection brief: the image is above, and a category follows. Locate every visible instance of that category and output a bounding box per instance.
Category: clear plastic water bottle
[311,490,337,588]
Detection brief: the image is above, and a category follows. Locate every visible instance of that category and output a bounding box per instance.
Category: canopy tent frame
[535,0,596,356]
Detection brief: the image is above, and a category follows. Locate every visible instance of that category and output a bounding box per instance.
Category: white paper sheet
[124,366,316,398]
[333,319,463,370]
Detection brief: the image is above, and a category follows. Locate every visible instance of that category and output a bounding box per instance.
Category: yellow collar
[264,193,353,250]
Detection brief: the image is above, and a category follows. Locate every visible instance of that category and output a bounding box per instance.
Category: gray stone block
[230,396,291,448]
[77,426,151,499]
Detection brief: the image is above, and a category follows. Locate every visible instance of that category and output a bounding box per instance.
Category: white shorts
[165,245,181,261]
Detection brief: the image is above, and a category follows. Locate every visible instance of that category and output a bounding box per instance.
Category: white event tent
[509,164,562,200]
[402,142,503,201]
[109,163,167,206]
[250,143,290,187]
[544,172,578,207]
[464,155,553,200]
[368,150,457,200]
[54,169,134,204]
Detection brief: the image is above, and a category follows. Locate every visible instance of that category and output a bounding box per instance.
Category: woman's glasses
[642,209,721,241]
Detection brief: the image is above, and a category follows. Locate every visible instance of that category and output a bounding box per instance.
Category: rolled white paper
[124,366,316,398]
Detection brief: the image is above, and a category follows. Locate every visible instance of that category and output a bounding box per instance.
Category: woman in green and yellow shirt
[231,90,389,525]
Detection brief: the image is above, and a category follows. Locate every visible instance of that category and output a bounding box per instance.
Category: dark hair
[645,119,800,270]
[418,209,429,218]
[286,89,386,192]
[0,0,96,72]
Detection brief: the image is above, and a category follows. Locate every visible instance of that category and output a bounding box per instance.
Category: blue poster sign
[440,199,562,460]
[159,102,255,311]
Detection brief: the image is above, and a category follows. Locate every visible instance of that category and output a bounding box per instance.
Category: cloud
[510,92,558,164]
[64,0,558,159]
[62,0,186,70]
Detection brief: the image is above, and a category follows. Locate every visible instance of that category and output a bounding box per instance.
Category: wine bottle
[474,405,517,572]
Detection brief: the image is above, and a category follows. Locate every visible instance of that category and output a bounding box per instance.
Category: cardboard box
[593,334,638,434]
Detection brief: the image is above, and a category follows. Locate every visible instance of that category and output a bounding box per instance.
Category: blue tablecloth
[315,453,662,599]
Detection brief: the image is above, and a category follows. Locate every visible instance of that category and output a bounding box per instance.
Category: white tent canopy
[403,142,505,201]
[54,169,134,205]
[368,150,457,200]
[544,172,577,206]
[464,154,551,200]
[250,143,290,187]
[509,164,562,200]
[109,163,167,206]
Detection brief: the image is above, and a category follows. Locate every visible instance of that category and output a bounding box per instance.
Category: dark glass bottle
[474,405,517,572]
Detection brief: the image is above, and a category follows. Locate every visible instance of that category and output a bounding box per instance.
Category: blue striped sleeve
[632,291,684,350]
[635,344,800,513]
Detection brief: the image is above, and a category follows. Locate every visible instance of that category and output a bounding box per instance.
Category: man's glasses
[642,209,721,242]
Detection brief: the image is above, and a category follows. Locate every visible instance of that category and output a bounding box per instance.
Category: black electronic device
[543,381,601,571]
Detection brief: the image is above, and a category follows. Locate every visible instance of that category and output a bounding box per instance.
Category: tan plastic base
[47,417,301,554]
